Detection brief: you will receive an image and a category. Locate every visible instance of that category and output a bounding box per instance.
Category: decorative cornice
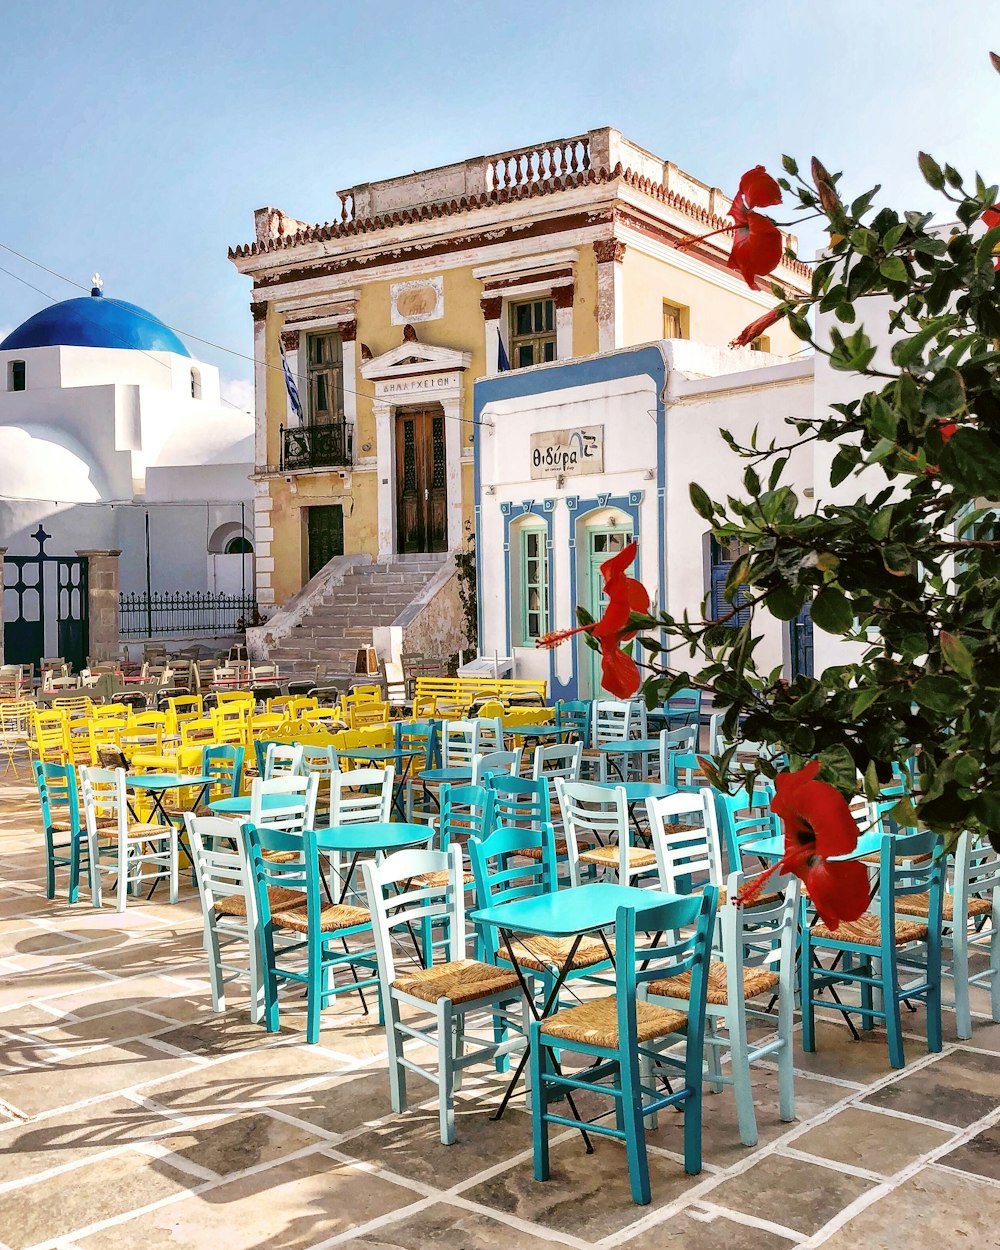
[280,329,299,352]
[552,283,575,310]
[593,238,626,264]
[339,319,358,342]
[482,266,574,292]
[480,296,503,321]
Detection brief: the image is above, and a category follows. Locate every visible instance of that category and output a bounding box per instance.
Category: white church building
[0,281,255,670]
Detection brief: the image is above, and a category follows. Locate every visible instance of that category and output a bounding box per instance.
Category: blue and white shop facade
[473,340,815,699]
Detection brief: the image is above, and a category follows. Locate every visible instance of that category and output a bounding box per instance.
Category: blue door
[790,601,814,679]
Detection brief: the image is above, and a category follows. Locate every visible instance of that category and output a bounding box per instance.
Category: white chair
[250,773,319,835]
[263,742,305,781]
[442,720,481,768]
[646,869,800,1147]
[557,778,656,886]
[657,726,698,781]
[592,699,641,781]
[361,843,526,1144]
[476,717,505,753]
[648,789,722,895]
[185,814,266,1023]
[326,767,395,902]
[79,766,178,911]
[471,749,522,786]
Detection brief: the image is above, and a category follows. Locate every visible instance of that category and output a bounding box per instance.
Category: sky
[1,0,998,409]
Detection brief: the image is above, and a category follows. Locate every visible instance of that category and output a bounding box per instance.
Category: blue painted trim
[501,499,556,688]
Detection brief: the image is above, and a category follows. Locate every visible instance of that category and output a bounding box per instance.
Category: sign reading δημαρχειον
[529,426,603,478]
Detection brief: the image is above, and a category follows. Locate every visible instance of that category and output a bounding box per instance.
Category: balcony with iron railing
[279,420,354,472]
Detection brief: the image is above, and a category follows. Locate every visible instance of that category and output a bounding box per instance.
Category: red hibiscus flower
[537,540,649,698]
[730,306,784,349]
[677,165,785,289]
[738,760,870,930]
[984,204,1000,270]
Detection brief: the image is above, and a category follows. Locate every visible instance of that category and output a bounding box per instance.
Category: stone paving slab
[1,770,998,1249]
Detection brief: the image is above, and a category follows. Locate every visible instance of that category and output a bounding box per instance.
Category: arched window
[8,360,25,392]
[190,367,202,399]
[208,521,252,555]
[224,536,253,555]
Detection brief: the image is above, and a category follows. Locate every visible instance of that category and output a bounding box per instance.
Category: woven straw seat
[392,958,520,1005]
[648,959,779,1006]
[412,868,475,888]
[263,849,301,864]
[717,884,782,909]
[517,839,569,862]
[271,901,371,933]
[163,804,215,820]
[498,933,611,973]
[812,914,928,945]
[579,844,657,870]
[860,851,932,866]
[541,995,688,1047]
[214,885,304,918]
[127,822,174,838]
[895,891,992,921]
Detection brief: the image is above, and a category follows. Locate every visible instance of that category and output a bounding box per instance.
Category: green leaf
[852,688,882,717]
[689,483,715,521]
[913,674,967,715]
[917,151,945,191]
[890,315,958,368]
[766,586,805,621]
[863,760,881,800]
[887,796,919,830]
[811,588,854,634]
[922,368,966,419]
[879,256,909,283]
[817,744,858,796]
[940,631,975,679]
[781,154,799,176]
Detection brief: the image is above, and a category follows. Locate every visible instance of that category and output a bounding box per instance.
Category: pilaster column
[340,319,358,454]
[553,283,575,360]
[593,239,626,353]
[251,301,269,468]
[374,400,395,561]
[442,395,464,551]
[481,296,503,377]
[280,329,302,429]
[0,547,6,667]
[76,550,121,663]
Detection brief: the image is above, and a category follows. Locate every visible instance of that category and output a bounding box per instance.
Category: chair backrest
[349,702,390,730]
[263,743,305,780]
[34,760,79,834]
[488,773,549,834]
[471,748,522,786]
[79,765,126,837]
[658,726,698,778]
[619,889,717,1075]
[202,744,244,800]
[706,712,725,756]
[665,750,714,791]
[476,716,504,752]
[329,767,394,826]
[216,689,254,707]
[554,700,593,746]
[443,719,480,767]
[532,740,583,786]
[719,869,800,985]
[437,783,494,853]
[185,814,253,919]
[362,844,465,986]
[664,686,702,729]
[211,704,248,745]
[250,773,318,834]
[647,789,721,893]
[954,831,1000,915]
[592,700,635,745]
[880,832,946,931]
[179,716,216,748]
[395,719,440,771]
[714,785,778,873]
[168,695,203,724]
[555,779,628,873]
[468,823,556,961]
[301,743,338,780]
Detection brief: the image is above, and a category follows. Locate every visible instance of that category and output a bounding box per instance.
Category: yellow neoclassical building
[228,127,810,612]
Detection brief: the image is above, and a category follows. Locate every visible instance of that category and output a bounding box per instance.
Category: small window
[190,367,202,399]
[509,299,556,370]
[519,527,549,642]
[709,536,751,627]
[224,536,253,555]
[750,335,770,352]
[662,301,689,340]
[307,332,344,424]
[8,360,25,392]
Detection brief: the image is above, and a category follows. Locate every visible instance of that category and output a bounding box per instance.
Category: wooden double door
[395,406,447,554]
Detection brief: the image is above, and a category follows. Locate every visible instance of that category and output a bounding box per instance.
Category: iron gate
[3,526,89,672]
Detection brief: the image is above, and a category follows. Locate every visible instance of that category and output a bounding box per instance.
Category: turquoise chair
[801,830,945,1068]
[419,783,493,961]
[664,751,710,791]
[34,760,88,902]
[712,785,777,874]
[554,700,593,745]
[664,686,702,730]
[530,887,718,1205]
[242,820,380,1044]
[396,718,440,767]
[253,738,285,779]
[202,743,244,801]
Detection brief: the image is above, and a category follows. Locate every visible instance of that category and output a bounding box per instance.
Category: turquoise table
[503,724,571,741]
[208,793,304,817]
[743,831,883,862]
[313,821,431,904]
[470,882,682,1138]
[126,773,213,897]
[595,739,661,781]
[592,781,678,803]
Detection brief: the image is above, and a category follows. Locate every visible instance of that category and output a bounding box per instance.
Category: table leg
[492,929,593,1153]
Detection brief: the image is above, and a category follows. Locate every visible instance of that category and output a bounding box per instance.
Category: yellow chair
[412,694,438,720]
[299,707,343,727]
[33,709,70,764]
[91,704,130,725]
[0,700,35,776]
[249,712,286,738]
[267,695,296,717]
[211,703,248,745]
[287,696,320,718]
[349,702,390,730]
[168,694,203,726]
[216,690,254,708]
[180,716,217,749]
[343,684,382,710]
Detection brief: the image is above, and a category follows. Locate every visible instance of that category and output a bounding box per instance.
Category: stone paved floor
[1,770,998,1250]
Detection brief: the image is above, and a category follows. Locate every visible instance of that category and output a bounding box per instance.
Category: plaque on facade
[391,277,444,325]
[530,426,604,479]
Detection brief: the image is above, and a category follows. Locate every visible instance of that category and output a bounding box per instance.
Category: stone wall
[77,549,121,662]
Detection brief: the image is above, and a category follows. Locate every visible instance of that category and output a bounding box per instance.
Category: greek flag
[280,342,303,419]
[497,328,511,373]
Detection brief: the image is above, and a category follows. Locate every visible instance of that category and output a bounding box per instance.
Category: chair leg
[68,833,82,905]
[248,929,265,1025]
[621,1051,652,1205]
[705,1016,724,1095]
[952,927,972,1040]
[168,835,179,905]
[776,982,796,1124]
[88,832,102,908]
[437,998,456,1145]
[261,927,281,1034]
[926,939,943,1055]
[727,1002,758,1148]
[801,937,816,1053]
[452,1011,466,1092]
[883,950,905,1070]
[529,1022,550,1182]
[204,916,226,1013]
[384,995,408,1114]
[859,958,875,1031]
[991,917,1000,1023]
[116,844,128,913]
[44,828,56,900]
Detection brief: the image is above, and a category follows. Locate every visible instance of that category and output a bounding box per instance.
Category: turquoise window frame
[519,525,549,643]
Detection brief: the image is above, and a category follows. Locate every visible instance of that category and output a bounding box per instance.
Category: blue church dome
[0,286,191,357]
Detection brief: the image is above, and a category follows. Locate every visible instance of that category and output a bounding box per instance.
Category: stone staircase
[266,553,449,681]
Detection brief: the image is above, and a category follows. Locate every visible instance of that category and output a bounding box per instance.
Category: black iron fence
[280,420,353,471]
[119,591,258,638]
